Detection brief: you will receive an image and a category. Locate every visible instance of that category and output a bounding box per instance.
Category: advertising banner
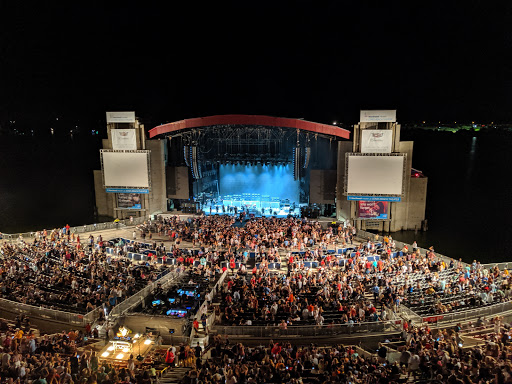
[106,111,136,123]
[347,196,401,202]
[361,129,393,153]
[106,188,149,193]
[112,129,137,150]
[117,193,142,210]
[358,201,389,220]
[360,110,396,123]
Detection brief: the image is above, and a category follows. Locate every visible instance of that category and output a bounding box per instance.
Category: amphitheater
[1,214,511,384]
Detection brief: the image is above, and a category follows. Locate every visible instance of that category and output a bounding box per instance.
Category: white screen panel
[102,151,149,188]
[347,155,404,195]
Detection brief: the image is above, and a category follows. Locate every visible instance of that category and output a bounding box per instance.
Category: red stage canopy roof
[148,115,350,139]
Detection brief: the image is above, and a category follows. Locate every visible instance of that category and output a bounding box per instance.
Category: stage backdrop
[219,164,299,202]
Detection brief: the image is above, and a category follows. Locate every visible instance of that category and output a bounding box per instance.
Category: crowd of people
[176,317,512,384]
[217,269,393,327]
[0,231,170,315]
[0,316,168,384]
[214,232,512,327]
[3,214,512,384]
[138,216,353,252]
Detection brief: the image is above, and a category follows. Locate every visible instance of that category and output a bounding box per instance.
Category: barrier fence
[429,301,512,325]
[482,262,511,270]
[0,266,176,327]
[109,267,179,318]
[0,216,150,242]
[356,229,512,326]
[213,320,400,338]
[356,229,466,268]
[190,270,229,346]
[0,297,90,327]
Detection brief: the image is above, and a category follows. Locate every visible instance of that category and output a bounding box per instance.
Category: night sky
[2,2,512,130]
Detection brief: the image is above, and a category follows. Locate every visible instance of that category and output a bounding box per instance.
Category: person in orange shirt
[68,330,77,341]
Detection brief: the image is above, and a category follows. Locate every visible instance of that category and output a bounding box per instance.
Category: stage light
[107,346,115,351]
[101,352,110,357]
[183,146,190,166]
[304,147,311,169]
[144,339,152,345]
[122,348,130,353]
[116,353,124,359]
[134,333,141,339]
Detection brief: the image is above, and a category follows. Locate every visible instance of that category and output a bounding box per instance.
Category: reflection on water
[466,136,477,181]
[377,130,512,264]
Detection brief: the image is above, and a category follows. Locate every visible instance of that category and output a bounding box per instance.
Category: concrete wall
[94,170,114,217]
[102,139,112,150]
[336,141,353,223]
[146,139,167,215]
[94,117,168,219]
[342,121,427,232]
[390,141,413,231]
[407,176,428,230]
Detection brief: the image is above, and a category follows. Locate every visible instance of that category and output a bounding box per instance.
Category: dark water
[0,135,102,233]
[1,130,511,263]
[394,129,512,263]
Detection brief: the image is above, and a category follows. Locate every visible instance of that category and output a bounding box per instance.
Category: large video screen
[358,201,389,220]
[101,151,150,188]
[219,164,299,202]
[346,154,405,195]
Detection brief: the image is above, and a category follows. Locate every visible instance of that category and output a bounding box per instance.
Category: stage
[200,194,302,218]
[203,208,300,218]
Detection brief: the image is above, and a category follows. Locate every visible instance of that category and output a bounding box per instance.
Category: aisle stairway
[160,367,190,384]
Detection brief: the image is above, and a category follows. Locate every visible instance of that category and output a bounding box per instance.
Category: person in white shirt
[408,353,420,377]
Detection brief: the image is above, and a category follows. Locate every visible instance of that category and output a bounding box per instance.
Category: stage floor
[98,337,154,365]
[203,208,300,218]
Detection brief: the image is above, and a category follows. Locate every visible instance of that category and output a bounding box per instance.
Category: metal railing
[213,320,399,337]
[481,262,511,270]
[108,267,179,318]
[429,301,512,325]
[356,229,465,267]
[399,304,423,324]
[0,267,177,327]
[190,270,228,345]
[0,297,88,327]
[354,230,512,326]
[0,216,149,242]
